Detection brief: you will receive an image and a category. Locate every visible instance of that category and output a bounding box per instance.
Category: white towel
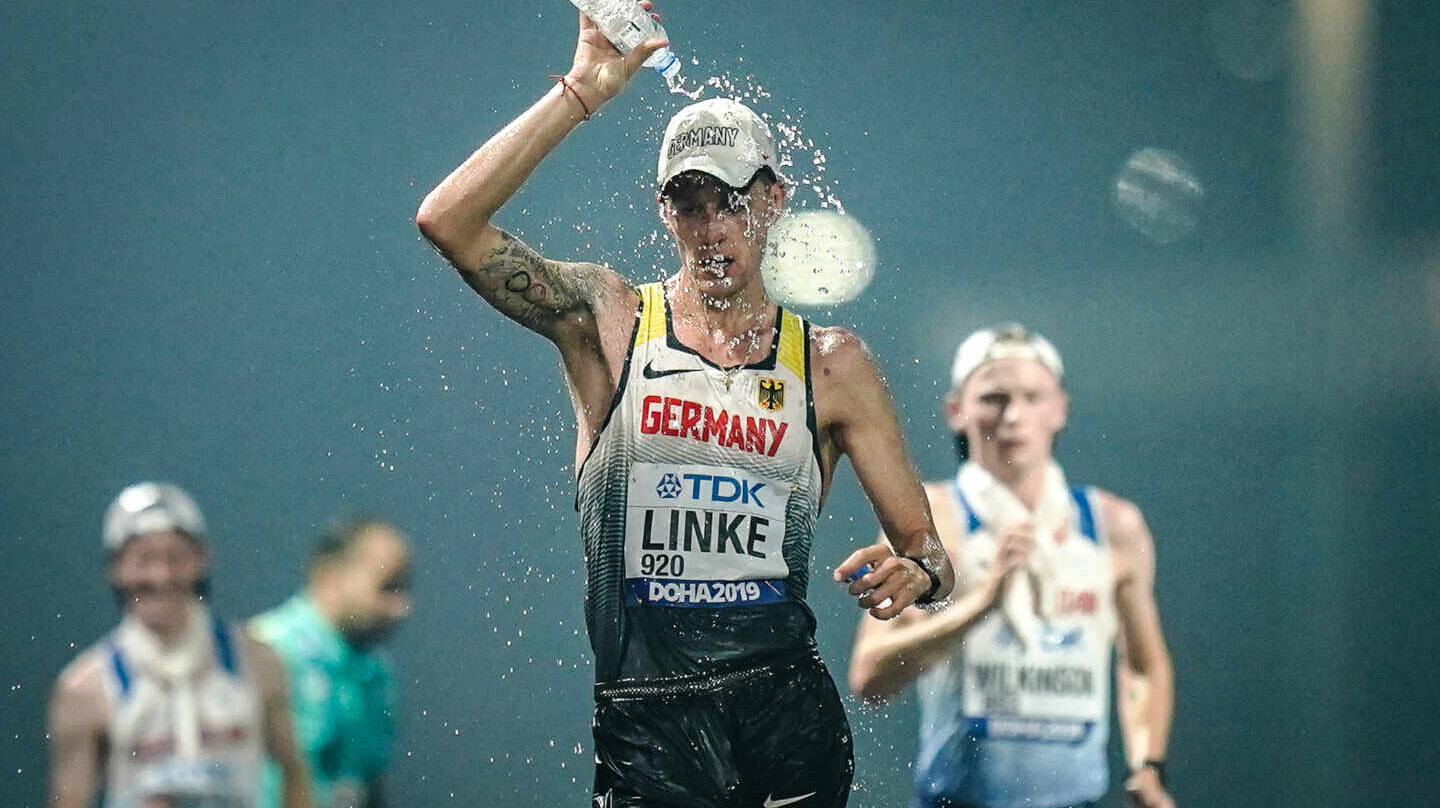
[115,602,213,759]
[958,460,1071,649]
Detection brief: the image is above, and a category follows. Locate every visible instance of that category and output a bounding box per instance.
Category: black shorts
[592,650,854,808]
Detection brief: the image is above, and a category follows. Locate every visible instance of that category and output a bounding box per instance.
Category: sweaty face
[950,357,1068,474]
[108,530,209,629]
[660,172,784,301]
[333,527,412,647]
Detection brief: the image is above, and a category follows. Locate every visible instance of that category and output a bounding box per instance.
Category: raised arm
[414,8,665,340]
[814,328,956,618]
[1104,494,1177,808]
[47,660,106,808]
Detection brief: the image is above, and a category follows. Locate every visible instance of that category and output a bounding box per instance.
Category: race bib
[625,462,790,607]
[134,760,245,802]
[961,620,1106,744]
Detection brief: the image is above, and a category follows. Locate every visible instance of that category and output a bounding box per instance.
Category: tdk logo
[655,473,683,499]
[995,623,1086,651]
[667,472,766,508]
[1041,627,1085,651]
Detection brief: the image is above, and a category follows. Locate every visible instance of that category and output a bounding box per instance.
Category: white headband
[950,323,1065,389]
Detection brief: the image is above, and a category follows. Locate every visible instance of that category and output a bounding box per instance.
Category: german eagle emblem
[757,378,785,412]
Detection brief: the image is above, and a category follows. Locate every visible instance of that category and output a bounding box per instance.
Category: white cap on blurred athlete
[951,323,1065,389]
[103,482,207,552]
[657,98,780,191]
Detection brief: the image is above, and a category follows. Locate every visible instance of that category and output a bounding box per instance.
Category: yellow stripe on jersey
[634,282,667,347]
[777,309,807,379]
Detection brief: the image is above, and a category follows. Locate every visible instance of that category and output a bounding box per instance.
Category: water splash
[664,70,705,100]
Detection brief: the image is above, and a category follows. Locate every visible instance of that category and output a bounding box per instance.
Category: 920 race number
[639,553,685,577]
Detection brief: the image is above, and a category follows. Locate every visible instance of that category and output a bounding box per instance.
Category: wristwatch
[904,555,943,604]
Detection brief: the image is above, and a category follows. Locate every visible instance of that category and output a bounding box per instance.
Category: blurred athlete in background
[251,518,411,808]
[849,325,1178,808]
[47,482,310,808]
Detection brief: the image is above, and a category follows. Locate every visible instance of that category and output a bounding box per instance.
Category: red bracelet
[549,75,593,121]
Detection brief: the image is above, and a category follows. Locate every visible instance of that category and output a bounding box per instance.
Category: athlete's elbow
[1145,651,1175,690]
[415,190,476,255]
[1127,646,1174,688]
[415,195,452,250]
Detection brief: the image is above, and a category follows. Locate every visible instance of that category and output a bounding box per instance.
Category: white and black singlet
[576,282,825,685]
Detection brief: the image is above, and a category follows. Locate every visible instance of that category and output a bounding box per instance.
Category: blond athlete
[850,326,1176,808]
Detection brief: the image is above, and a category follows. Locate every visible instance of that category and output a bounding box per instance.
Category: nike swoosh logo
[763,793,817,808]
[642,359,703,380]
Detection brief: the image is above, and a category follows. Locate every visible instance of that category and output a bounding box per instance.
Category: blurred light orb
[761,210,876,307]
[1113,148,1205,245]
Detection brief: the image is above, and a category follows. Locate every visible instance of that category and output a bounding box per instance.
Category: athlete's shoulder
[806,322,865,349]
[1089,487,1144,528]
[239,633,287,697]
[52,643,110,715]
[806,324,879,378]
[56,643,109,686]
[1090,487,1153,554]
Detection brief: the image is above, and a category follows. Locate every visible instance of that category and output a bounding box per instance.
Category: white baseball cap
[657,98,780,191]
[103,482,207,551]
[951,323,1065,389]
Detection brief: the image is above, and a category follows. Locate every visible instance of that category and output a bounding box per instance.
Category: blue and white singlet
[914,462,1118,808]
[99,608,264,808]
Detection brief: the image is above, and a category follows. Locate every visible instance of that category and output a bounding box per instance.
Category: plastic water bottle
[567,0,682,79]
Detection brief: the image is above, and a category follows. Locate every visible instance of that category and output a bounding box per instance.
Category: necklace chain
[665,279,774,390]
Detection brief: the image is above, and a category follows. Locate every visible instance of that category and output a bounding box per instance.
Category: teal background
[3,0,1438,805]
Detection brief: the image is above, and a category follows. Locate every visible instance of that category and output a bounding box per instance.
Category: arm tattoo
[459,229,606,332]
[504,270,532,293]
